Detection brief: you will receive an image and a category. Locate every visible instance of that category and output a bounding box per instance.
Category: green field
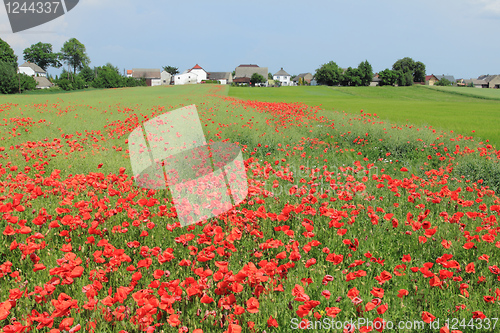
[229,85,500,148]
[428,85,500,100]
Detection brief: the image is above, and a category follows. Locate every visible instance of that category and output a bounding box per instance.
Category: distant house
[18,62,46,77]
[34,77,54,89]
[207,72,233,84]
[161,71,172,85]
[187,64,207,83]
[478,75,500,88]
[425,75,439,86]
[462,79,489,88]
[174,72,198,85]
[273,68,291,86]
[126,70,133,78]
[310,79,318,86]
[234,64,268,86]
[132,68,162,86]
[292,73,313,85]
[435,75,456,85]
[370,73,381,86]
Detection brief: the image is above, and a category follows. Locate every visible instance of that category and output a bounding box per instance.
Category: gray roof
[208,72,232,80]
[274,68,290,76]
[19,62,46,73]
[463,79,488,85]
[292,73,313,82]
[436,75,455,82]
[478,74,498,82]
[132,68,161,79]
[35,76,53,88]
[235,65,268,80]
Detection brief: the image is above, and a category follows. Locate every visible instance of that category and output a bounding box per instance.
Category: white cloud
[471,0,500,16]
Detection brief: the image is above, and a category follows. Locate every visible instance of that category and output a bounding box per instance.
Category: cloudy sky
[1,0,499,79]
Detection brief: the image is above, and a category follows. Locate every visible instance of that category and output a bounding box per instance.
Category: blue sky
[1,0,499,79]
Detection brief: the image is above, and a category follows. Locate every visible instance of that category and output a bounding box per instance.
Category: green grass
[229,85,500,148]
[428,85,500,100]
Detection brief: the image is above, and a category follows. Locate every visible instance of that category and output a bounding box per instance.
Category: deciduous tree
[60,38,90,74]
[23,42,61,70]
[315,61,343,86]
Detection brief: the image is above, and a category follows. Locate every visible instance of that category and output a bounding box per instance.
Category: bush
[18,73,37,92]
[0,61,17,94]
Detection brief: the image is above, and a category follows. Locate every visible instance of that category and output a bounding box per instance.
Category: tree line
[0,38,147,94]
[315,58,426,86]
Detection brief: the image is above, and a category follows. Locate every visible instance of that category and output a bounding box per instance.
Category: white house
[187,64,207,83]
[273,68,291,86]
[174,72,198,85]
[161,71,172,85]
[18,62,46,77]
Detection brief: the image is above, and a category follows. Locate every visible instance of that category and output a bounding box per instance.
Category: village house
[425,75,439,86]
[292,73,313,85]
[273,68,291,86]
[131,68,162,86]
[18,62,47,77]
[234,64,268,86]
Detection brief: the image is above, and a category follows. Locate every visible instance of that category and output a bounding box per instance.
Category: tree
[23,42,61,70]
[342,67,362,86]
[357,60,373,86]
[413,61,426,83]
[435,77,452,86]
[378,69,398,86]
[60,38,90,75]
[18,73,37,92]
[314,61,343,86]
[392,57,426,83]
[92,63,123,89]
[79,66,95,83]
[0,38,17,67]
[0,61,17,94]
[268,72,273,80]
[162,66,179,76]
[250,73,265,86]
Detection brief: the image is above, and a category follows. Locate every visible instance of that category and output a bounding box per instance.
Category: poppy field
[0,84,499,333]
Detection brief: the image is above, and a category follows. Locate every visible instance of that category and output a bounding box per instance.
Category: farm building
[425,75,439,86]
[478,75,500,88]
[273,68,291,86]
[174,72,198,85]
[131,68,162,86]
[18,62,46,77]
[234,64,268,86]
[161,71,172,85]
[186,64,207,83]
[207,72,233,84]
[292,73,313,85]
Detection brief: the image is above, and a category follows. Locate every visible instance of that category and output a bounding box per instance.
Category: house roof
[425,75,438,81]
[132,69,161,79]
[274,68,290,76]
[188,64,206,73]
[463,79,488,85]
[292,73,313,82]
[127,70,132,75]
[372,75,381,82]
[478,74,498,82]
[19,62,46,73]
[208,72,232,80]
[435,75,455,82]
[234,65,268,81]
[35,76,53,88]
